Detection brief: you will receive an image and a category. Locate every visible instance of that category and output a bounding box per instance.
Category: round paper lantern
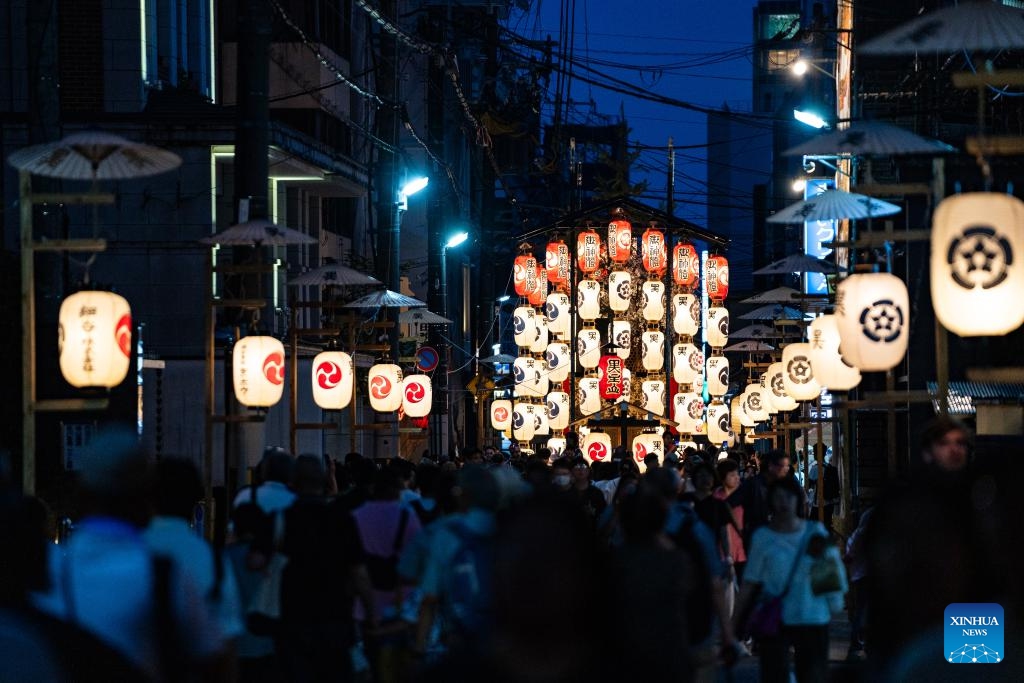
[582,431,613,464]
[513,254,538,297]
[598,355,627,400]
[402,375,432,418]
[672,342,703,385]
[641,228,667,273]
[533,405,550,436]
[513,306,537,348]
[617,368,632,405]
[608,271,632,311]
[610,320,631,361]
[808,315,861,391]
[641,280,666,322]
[512,402,536,441]
[835,273,909,371]
[641,330,666,371]
[311,351,354,410]
[706,355,730,397]
[782,343,821,401]
[673,243,700,288]
[528,268,548,307]
[641,379,666,416]
[931,193,1024,336]
[733,395,755,429]
[58,290,132,388]
[577,279,602,320]
[577,328,602,369]
[673,391,706,434]
[514,356,545,398]
[546,391,570,431]
[546,240,571,286]
[368,362,403,412]
[766,361,797,412]
[530,315,549,354]
[545,292,572,338]
[545,342,571,382]
[741,383,770,422]
[706,401,732,445]
[547,436,567,458]
[577,229,602,273]
[632,432,663,473]
[411,416,429,429]
[706,255,729,301]
[491,399,513,431]
[577,377,602,415]
[232,335,286,407]
[759,372,778,414]
[706,305,730,348]
[672,293,700,336]
[608,218,632,263]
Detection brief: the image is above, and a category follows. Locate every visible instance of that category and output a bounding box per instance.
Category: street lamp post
[439,231,469,457]
[391,176,429,358]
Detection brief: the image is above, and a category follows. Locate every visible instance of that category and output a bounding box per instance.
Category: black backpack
[364,509,410,591]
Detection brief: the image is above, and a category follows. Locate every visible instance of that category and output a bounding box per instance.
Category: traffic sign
[415,346,439,372]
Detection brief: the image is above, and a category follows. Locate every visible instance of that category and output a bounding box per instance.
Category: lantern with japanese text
[641,227,667,274]
[546,391,571,431]
[583,431,613,464]
[491,399,513,431]
[632,432,663,473]
[741,383,770,422]
[706,255,729,301]
[706,306,729,348]
[546,240,571,286]
[368,362,403,412]
[402,375,432,418]
[577,229,602,273]
[577,327,602,369]
[530,315,549,354]
[733,395,755,429]
[528,268,548,307]
[533,406,550,436]
[545,292,572,338]
[706,401,732,445]
[611,320,631,361]
[808,315,861,391]
[641,280,666,322]
[514,356,545,398]
[618,369,632,404]
[706,355,730,397]
[598,355,626,400]
[545,342,571,382]
[673,243,700,289]
[513,306,537,347]
[641,330,666,371]
[835,273,909,371]
[512,402,536,441]
[608,271,632,312]
[58,290,132,388]
[233,335,286,408]
[930,193,1024,336]
[759,373,778,414]
[766,361,798,411]
[672,342,703,385]
[577,279,602,320]
[513,253,538,297]
[577,377,602,415]
[782,342,821,401]
[673,391,705,434]
[311,351,354,410]
[608,218,633,263]
[641,379,667,416]
[672,293,700,336]
[547,436,567,458]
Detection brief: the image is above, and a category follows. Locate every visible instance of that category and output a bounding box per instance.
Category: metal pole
[441,246,449,456]
[20,171,36,495]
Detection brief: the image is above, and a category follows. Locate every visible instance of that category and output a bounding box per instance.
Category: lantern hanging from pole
[632,432,663,473]
[641,227,667,274]
[577,229,602,273]
[672,342,703,385]
[706,355,730,397]
[58,290,132,388]
[641,379,666,416]
[611,320,631,361]
[598,355,627,400]
[547,436,567,458]
[741,383,770,422]
[533,406,549,436]
[706,255,729,302]
[513,253,538,297]
[367,362,403,412]
[618,369,632,404]
[641,280,666,322]
[546,391,570,431]
[835,273,909,371]
[233,334,286,407]
[930,192,1024,336]
[766,361,798,411]
[545,342,571,382]
[672,293,700,336]
[733,395,755,429]
[545,292,572,338]
[673,391,705,434]
[528,268,548,307]
[808,315,861,391]
[782,343,821,401]
[311,350,354,410]
[513,306,537,348]
[673,243,700,288]
[582,431,613,464]
[608,218,632,263]
[530,315,549,354]
[641,330,666,371]
[706,401,732,445]
[546,240,571,286]
[706,305,730,348]
[577,328,602,369]
[608,271,632,312]
[577,279,602,320]
[402,375,432,418]
[512,402,536,441]
[759,373,778,414]
[577,377,602,415]
[514,357,544,398]
[490,399,513,431]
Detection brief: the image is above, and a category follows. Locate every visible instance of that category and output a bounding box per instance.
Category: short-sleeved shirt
[351,500,423,620]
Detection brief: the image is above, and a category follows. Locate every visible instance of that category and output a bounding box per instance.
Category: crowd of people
[0,415,1019,682]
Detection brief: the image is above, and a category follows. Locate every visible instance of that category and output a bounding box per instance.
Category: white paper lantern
[577,279,602,320]
[679,440,698,454]
[533,405,550,436]
[706,401,733,445]
[706,305,730,348]
[640,379,667,416]
[233,335,286,407]
[58,290,132,388]
[547,436,567,458]
[582,431,613,464]
[611,320,631,360]
[641,330,666,371]
[733,395,755,429]
[673,391,706,434]
[577,328,602,369]
[706,355,730,397]
[545,292,572,338]
[577,377,602,415]
[672,342,703,385]
[931,192,1024,336]
[368,362,404,412]
[808,315,861,391]
[766,361,798,412]
[608,271,632,312]
[741,383,770,422]
[530,315,549,354]
[617,368,632,404]
[545,342,571,382]
[835,273,909,371]
[632,432,664,473]
[546,391,570,430]
[311,351,354,410]
[759,373,778,414]
[672,293,700,336]
[513,306,537,348]
[402,375,432,418]
[491,399,513,431]
[512,402,536,441]
[641,280,666,322]
[514,356,546,398]
[782,343,821,401]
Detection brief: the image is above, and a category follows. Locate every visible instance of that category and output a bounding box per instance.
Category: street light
[791,59,835,80]
[793,109,830,130]
[439,230,470,456]
[398,176,429,210]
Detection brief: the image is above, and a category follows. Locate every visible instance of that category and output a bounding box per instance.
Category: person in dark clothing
[569,457,607,522]
[807,446,840,530]
[728,449,803,552]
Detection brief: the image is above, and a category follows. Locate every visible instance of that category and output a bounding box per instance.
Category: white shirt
[231,480,296,514]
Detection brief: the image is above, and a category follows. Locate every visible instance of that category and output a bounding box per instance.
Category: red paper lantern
[513,254,538,297]
[546,240,570,286]
[598,354,626,400]
[528,267,548,307]
[411,416,429,429]
[673,243,699,288]
[641,228,667,274]
[706,254,729,301]
[577,229,602,273]
[608,219,632,263]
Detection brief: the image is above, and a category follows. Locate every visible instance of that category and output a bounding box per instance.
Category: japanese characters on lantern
[58,290,132,389]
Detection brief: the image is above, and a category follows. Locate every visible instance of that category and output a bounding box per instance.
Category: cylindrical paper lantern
[672,293,700,336]
[733,395,755,428]
[598,355,627,400]
[530,315,549,354]
[672,342,703,385]
[931,192,1024,336]
[782,343,821,401]
[545,292,572,338]
[312,351,354,410]
[577,377,602,415]
[641,280,666,322]
[632,432,663,473]
[583,431,613,464]
[706,305,730,348]
[673,391,705,434]
[641,379,666,416]
[741,383,770,422]
[611,320,631,361]
[641,228,667,273]
[835,273,909,371]
[546,240,571,286]
[577,279,602,320]
[608,270,632,311]
[766,361,797,412]
[577,229,602,273]
[808,315,861,391]
[759,373,778,414]
[533,406,549,436]
[233,335,286,407]
[577,328,602,369]
[706,355,730,397]
[641,330,666,371]
[547,436,567,458]
[706,255,729,301]
[491,399,512,431]
[528,268,548,307]
[673,243,700,288]
[367,362,403,412]
[618,368,632,404]
[513,306,537,348]
[514,357,545,398]
[608,219,632,263]
[402,375,432,418]
[546,342,571,382]
[706,401,731,445]
[58,290,132,388]
[513,254,538,297]
[512,402,536,441]
[546,391,570,431]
